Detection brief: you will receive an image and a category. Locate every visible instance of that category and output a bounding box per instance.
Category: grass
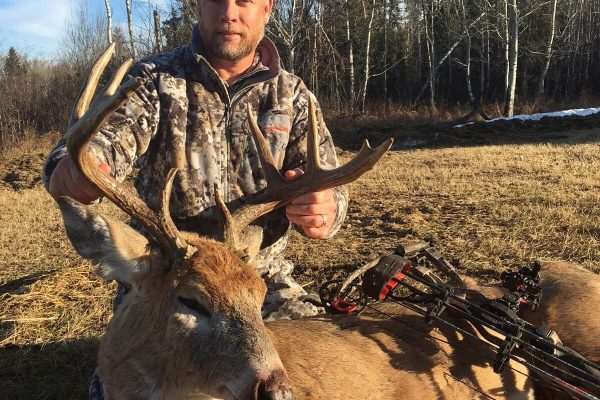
[1,119,600,399]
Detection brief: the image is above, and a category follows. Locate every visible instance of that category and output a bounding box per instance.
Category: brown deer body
[519,261,599,364]
[464,262,599,365]
[55,45,596,400]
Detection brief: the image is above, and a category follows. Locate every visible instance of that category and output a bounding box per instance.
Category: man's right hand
[48,156,111,204]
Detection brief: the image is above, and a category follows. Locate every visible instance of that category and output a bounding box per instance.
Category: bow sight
[318,240,600,399]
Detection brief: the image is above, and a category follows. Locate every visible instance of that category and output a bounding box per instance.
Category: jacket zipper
[208,62,270,204]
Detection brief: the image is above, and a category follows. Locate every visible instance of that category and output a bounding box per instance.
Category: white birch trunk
[503,0,510,104]
[536,0,558,99]
[153,9,163,53]
[504,0,518,116]
[360,0,376,113]
[126,0,137,59]
[345,0,356,110]
[104,0,113,44]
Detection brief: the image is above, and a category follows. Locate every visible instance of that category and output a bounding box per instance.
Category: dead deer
[463,262,599,399]
[518,261,599,364]
[463,262,599,365]
[56,45,541,399]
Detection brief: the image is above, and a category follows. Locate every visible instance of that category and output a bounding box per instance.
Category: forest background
[1,0,600,150]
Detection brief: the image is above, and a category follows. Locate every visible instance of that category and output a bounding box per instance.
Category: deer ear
[57,197,154,285]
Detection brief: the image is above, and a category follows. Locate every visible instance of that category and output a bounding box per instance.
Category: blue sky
[0,0,173,59]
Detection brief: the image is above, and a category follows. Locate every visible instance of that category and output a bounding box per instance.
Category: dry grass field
[1,118,600,399]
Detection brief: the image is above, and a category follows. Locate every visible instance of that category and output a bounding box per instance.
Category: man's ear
[58,197,155,285]
[264,0,274,22]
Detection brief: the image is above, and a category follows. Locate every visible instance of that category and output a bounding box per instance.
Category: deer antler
[66,43,194,261]
[218,98,393,251]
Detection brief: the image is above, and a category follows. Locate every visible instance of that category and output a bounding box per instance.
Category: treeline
[262,0,600,115]
[1,0,600,148]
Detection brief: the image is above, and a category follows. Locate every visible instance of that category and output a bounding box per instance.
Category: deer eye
[178,297,211,318]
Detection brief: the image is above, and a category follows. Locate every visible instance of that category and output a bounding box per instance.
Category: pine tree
[162,1,197,51]
[3,47,26,77]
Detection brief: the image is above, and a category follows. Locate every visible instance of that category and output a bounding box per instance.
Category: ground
[1,117,600,399]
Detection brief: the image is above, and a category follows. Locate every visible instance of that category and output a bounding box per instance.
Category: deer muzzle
[255,369,293,400]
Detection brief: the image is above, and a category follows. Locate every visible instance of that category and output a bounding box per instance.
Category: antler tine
[105,57,134,96]
[161,169,193,254]
[67,46,193,260]
[69,43,116,127]
[219,99,393,250]
[246,104,288,184]
[306,98,321,173]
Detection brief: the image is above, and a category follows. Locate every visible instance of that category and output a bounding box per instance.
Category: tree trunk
[503,0,510,105]
[466,34,475,105]
[383,0,389,109]
[153,9,163,53]
[422,0,436,112]
[504,0,518,117]
[345,0,355,111]
[360,0,376,113]
[311,3,319,95]
[288,0,297,74]
[461,0,475,105]
[104,0,113,44]
[126,0,137,59]
[536,0,557,100]
[414,13,486,106]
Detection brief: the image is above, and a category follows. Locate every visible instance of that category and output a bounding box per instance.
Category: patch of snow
[453,107,600,128]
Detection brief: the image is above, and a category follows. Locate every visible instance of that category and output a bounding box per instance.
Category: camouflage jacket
[43,29,348,275]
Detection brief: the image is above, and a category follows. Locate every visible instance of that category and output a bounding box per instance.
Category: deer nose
[255,369,293,400]
[256,386,293,400]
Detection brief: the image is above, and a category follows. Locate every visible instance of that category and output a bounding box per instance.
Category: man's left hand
[284,168,336,240]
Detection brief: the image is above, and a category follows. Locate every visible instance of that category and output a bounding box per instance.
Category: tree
[60,4,109,72]
[126,0,137,59]
[104,0,113,44]
[503,0,518,117]
[162,1,197,50]
[3,47,26,76]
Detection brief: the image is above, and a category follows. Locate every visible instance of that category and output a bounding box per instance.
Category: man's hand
[284,168,337,240]
[48,155,111,204]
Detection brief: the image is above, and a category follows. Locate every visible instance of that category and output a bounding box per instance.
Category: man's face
[197,0,273,62]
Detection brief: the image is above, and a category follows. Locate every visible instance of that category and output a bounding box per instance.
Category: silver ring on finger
[319,214,328,228]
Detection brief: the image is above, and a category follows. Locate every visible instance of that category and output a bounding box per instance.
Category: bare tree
[126,0,137,59]
[345,0,356,110]
[536,0,558,100]
[268,0,312,74]
[60,4,109,71]
[104,0,113,44]
[503,0,518,116]
[154,9,163,53]
[422,0,437,112]
[359,0,377,113]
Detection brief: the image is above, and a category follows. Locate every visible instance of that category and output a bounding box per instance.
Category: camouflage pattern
[44,27,347,323]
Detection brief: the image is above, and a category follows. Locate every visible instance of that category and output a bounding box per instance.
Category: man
[44,0,347,321]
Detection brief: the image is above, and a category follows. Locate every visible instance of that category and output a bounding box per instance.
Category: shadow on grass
[0,338,98,400]
[329,113,600,151]
[0,270,58,296]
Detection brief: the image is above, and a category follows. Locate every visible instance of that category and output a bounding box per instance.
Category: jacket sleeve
[284,82,349,239]
[42,62,161,188]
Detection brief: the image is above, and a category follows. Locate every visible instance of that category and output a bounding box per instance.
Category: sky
[0,0,173,59]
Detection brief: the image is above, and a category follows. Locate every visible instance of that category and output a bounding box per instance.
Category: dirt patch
[0,153,45,191]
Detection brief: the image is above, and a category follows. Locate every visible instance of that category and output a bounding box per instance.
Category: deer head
[57,44,392,400]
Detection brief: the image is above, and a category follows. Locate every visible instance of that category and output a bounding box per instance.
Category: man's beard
[201,24,263,62]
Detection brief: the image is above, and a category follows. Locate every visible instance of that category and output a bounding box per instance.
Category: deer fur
[60,198,538,400]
